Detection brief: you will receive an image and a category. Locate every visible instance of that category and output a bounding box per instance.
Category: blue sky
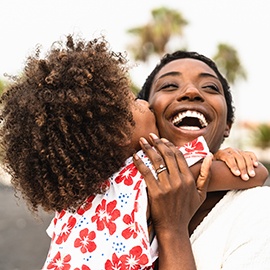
[1,0,269,122]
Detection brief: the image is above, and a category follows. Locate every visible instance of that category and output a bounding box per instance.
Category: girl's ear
[118,131,132,147]
[119,138,132,147]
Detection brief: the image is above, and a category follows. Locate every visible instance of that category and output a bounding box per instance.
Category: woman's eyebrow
[155,71,219,83]
[199,72,219,80]
[156,71,181,81]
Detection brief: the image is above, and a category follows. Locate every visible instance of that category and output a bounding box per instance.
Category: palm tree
[250,123,270,172]
[126,7,247,90]
[213,43,247,85]
[125,6,258,153]
[251,123,270,149]
[127,7,188,62]
[0,79,6,96]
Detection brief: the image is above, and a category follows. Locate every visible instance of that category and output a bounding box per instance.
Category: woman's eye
[203,84,220,92]
[160,83,178,90]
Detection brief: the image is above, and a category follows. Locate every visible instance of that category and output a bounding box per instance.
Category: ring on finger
[156,164,167,175]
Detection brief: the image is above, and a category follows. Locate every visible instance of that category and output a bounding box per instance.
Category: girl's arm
[133,134,268,268]
[214,147,259,181]
[190,160,268,192]
[163,137,268,191]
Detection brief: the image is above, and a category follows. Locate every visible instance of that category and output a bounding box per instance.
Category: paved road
[0,184,53,270]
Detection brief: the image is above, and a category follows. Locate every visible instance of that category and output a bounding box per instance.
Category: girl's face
[148,58,231,153]
[129,94,159,151]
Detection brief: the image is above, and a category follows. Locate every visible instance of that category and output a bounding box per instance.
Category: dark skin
[145,59,268,236]
[134,55,268,268]
[188,191,227,235]
[190,149,268,234]
[136,135,268,233]
[133,134,268,269]
[133,135,213,270]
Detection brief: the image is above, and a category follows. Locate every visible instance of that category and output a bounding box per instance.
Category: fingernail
[149,133,159,139]
[235,170,241,176]
[140,137,148,144]
[161,138,169,142]
[133,153,140,160]
[242,174,249,181]
[249,170,255,177]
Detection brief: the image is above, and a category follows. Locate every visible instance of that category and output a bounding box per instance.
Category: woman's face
[129,94,159,151]
[148,58,231,153]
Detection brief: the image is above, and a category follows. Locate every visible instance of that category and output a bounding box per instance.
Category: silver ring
[156,164,167,175]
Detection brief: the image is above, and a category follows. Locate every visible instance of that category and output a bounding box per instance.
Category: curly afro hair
[0,35,135,213]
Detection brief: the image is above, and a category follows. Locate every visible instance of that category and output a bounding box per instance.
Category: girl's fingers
[241,151,258,176]
[214,148,258,181]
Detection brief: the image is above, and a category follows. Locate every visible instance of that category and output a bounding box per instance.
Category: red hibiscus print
[184,138,204,153]
[47,251,71,270]
[133,178,142,191]
[105,253,122,269]
[77,195,95,215]
[81,266,91,270]
[55,216,76,244]
[133,179,143,212]
[74,228,97,253]
[99,179,111,192]
[122,210,138,240]
[74,265,91,270]
[115,163,137,186]
[120,246,149,269]
[141,237,148,250]
[51,232,56,242]
[91,199,120,235]
[58,210,66,219]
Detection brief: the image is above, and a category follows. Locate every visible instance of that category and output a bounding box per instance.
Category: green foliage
[262,161,270,173]
[213,43,247,85]
[126,6,246,89]
[251,123,270,149]
[0,79,6,96]
[131,83,140,96]
[127,7,188,61]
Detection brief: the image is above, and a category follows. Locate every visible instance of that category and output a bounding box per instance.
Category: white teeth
[181,126,200,131]
[172,110,208,128]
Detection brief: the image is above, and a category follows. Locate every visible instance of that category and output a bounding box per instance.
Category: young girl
[0,35,267,270]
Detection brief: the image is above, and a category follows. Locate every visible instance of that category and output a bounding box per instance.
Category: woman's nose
[176,85,204,102]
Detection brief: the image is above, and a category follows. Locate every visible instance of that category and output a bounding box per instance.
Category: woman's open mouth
[171,110,208,131]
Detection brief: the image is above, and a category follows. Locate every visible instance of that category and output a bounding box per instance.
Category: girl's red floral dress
[42,136,209,270]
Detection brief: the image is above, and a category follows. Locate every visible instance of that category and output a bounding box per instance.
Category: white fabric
[43,136,209,270]
[191,186,270,269]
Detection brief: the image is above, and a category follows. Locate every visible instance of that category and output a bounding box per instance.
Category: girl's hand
[214,148,258,181]
[133,133,213,233]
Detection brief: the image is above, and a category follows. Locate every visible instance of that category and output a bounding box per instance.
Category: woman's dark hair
[138,51,235,125]
[0,35,135,213]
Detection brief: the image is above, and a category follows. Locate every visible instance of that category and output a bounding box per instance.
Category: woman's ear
[224,123,232,138]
